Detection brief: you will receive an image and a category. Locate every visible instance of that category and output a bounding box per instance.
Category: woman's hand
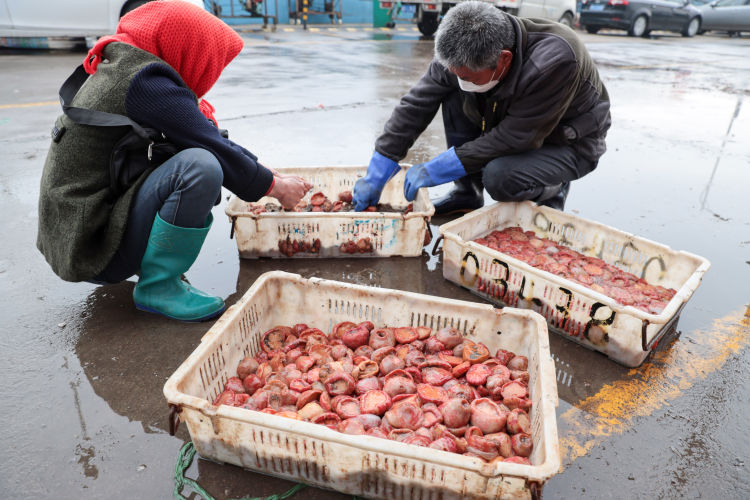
[268,175,313,209]
[273,170,309,183]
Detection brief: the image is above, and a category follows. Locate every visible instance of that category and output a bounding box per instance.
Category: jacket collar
[486,15,526,100]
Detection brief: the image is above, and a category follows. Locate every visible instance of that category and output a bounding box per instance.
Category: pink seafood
[500,380,528,400]
[506,408,531,435]
[355,376,381,395]
[369,328,396,350]
[338,418,366,435]
[507,355,528,371]
[466,364,492,386]
[340,325,370,350]
[237,357,259,379]
[325,372,356,396]
[511,433,533,457]
[484,432,513,458]
[435,327,463,349]
[440,398,472,428]
[417,383,449,405]
[383,371,417,397]
[379,354,405,375]
[384,402,424,430]
[470,398,508,434]
[360,390,392,416]
[421,403,444,428]
[219,322,536,463]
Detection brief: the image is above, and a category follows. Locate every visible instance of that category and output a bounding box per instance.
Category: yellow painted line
[327,27,338,31]
[283,27,294,32]
[309,27,320,32]
[559,308,750,467]
[364,27,374,31]
[346,27,357,32]
[0,100,58,110]
[396,27,407,31]
[379,27,390,32]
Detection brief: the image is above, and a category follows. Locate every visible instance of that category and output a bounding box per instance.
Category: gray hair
[435,1,516,71]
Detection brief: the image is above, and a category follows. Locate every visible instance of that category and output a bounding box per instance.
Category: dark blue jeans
[93,148,223,284]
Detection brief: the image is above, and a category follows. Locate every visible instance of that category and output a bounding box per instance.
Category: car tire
[558,12,575,28]
[417,11,439,37]
[628,15,648,37]
[585,25,600,34]
[681,17,700,37]
[121,0,151,17]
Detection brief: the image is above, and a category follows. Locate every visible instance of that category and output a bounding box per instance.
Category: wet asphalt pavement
[1,25,749,500]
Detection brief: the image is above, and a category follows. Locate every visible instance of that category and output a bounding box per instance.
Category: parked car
[379,0,578,37]
[0,0,204,38]
[580,0,702,37]
[699,0,750,35]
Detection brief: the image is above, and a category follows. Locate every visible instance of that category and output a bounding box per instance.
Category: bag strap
[59,64,151,141]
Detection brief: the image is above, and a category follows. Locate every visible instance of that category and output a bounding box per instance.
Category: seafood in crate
[164,272,560,499]
[225,166,434,258]
[215,321,536,464]
[439,201,710,367]
[475,226,676,314]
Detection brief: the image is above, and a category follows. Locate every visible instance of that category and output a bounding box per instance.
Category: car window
[715,0,745,6]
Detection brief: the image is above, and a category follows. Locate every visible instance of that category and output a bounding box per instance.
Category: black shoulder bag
[55,64,179,197]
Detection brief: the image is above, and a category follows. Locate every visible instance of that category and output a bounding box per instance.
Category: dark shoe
[537,182,570,211]
[432,174,484,215]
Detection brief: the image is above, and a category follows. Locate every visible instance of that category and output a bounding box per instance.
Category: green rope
[174,441,308,500]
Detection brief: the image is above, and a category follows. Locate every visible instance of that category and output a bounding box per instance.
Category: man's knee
[180,148,223,190]
[482,158,529,201]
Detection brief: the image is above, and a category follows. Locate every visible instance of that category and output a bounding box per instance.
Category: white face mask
[457,66,505,93]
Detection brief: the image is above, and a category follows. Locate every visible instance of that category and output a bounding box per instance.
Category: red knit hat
[84,0,243,124]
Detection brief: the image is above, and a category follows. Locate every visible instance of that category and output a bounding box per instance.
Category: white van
[379,0,578,36]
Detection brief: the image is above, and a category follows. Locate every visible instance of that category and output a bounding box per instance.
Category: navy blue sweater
[125,63,273,201]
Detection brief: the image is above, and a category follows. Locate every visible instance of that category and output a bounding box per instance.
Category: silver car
[699,0,750,34]
[0,0,204,38]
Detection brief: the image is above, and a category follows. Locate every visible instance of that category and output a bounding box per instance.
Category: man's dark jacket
[375,16,611,173]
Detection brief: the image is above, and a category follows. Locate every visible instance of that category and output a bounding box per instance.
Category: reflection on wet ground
[1,27,749,499]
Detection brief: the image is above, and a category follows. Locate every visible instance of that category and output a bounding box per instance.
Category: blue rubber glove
[353,151,401,211]
[403,147,466,201]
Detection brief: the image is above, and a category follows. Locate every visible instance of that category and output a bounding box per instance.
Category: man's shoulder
[521,18,581,64]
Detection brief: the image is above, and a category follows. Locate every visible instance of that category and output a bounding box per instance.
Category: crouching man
[354,1,611,215]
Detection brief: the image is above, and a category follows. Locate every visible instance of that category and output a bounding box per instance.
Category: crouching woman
[36,2,308,321]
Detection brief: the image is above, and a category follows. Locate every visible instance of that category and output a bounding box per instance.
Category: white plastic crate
[438,201,711,367]
[225,166,435,258]
[164,271,560,499]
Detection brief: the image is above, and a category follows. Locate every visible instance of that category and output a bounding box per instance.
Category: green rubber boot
[133,213,225,322]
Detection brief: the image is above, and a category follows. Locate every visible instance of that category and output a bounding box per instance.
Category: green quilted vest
[37,43,179,282]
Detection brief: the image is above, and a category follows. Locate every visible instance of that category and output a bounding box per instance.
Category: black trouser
[441,90,597,209]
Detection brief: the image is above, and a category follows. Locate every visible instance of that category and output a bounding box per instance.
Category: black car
[580,0,703,37]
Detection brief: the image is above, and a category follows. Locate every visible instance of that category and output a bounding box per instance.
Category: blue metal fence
[205,0,373,25]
